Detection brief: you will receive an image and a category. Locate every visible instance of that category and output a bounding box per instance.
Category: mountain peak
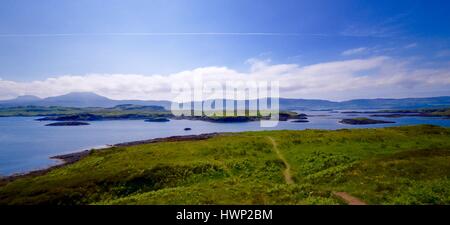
[58,92,108,99]
[14,95,41,101]
[39,92,113,107]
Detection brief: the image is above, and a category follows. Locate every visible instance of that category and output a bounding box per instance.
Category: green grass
[0,106,85,117]
[378,108,450,117]
[1,125,450,205]
[431,109,450,117]
[0,105,171,118]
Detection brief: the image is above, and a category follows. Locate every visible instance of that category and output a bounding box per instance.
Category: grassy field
[1,125,450,205]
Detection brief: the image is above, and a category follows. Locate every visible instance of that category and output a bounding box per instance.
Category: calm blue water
[1,111,449,175]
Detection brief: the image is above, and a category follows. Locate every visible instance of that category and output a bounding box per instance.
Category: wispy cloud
[340,11,412,38]
[341,25,402,38]
[436,50,450,58]
[341,47,368,56]
[404,43,418,49]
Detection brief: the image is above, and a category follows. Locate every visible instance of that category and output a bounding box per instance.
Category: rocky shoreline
[45,121,90,126]
[113,133,219,147]
[0,133,220,184]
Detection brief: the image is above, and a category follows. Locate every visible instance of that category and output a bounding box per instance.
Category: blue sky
[0,0,450,100]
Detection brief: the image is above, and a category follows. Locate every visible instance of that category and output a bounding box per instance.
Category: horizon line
[2,92,450,102]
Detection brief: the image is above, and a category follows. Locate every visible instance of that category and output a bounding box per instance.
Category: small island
[278,112,308,121]
[173,111,306,123]
[145,117,170,122]
[339,117,395,125]
[45,121,90,126]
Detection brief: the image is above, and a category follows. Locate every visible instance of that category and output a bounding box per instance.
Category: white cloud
[1,56,449,101]
[341,47,367,56]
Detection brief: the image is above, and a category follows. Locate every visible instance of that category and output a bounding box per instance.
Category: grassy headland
[0,105,305,122]
[0,105,170,118]
[342,108,450,118]
[1,125,450,205]
[339,117,395,125]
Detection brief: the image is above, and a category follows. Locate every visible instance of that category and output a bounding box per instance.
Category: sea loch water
[1,111,449,175]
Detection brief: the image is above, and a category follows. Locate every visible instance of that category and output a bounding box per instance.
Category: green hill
[1,125,450,205]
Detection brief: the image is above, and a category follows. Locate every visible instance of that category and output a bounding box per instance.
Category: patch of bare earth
[268,136,294,185]
[333,192,367,205]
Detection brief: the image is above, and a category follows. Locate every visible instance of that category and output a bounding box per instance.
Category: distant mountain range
[1,92,450,110]
[0,92,172,109]
[278,96,450,110]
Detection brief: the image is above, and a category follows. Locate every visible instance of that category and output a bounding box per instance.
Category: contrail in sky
[0,32,329,38]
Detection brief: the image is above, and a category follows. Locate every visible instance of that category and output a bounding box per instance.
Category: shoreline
[2,119,449,183]
[0,132,220,184]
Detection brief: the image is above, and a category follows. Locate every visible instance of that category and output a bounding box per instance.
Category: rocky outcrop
[45,121,90,126]
[145,117,170,122]
[291,119,309,123]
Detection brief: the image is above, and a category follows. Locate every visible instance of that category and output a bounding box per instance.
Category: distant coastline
[2,92,450,110]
